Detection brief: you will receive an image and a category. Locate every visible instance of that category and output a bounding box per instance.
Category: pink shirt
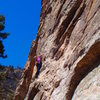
[36,56,41,63]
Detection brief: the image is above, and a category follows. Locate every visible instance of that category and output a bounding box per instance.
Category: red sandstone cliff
[14,0,100,100]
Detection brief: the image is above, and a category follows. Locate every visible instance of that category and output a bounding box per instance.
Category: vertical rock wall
[14,0,100,100]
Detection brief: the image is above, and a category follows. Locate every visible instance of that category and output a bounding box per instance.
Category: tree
[0,15,9,58]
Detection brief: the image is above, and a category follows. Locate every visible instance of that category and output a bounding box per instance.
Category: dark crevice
[52,0,85,60]
[52,0,66,34]
[47,6,52,14]
[55,49,64,60]
[54,8,77,45]
[51,39,64,59]
[52,14,62,35]
[56,3,86,60]
[56,0,66,19]
[40,92,44,100]
[27,86,39,100]
[60,2,86,43]
[54,0,83,45]
[66,41,100,100]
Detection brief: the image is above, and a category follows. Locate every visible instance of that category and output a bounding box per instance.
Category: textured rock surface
[72,65,100,100]
[14,0,100,100]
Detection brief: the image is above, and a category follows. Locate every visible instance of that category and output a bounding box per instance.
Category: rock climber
[35,53,42,78]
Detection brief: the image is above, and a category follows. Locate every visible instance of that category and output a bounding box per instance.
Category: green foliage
[0,15,9,58]
[0,15,5,22]
[8,94,13,100]
[0,72,5,80]
[0,32,9,39]
[0,15,5,31]
[0,23,5,31]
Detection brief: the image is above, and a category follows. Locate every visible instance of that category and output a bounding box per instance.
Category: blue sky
[0,0,41,68]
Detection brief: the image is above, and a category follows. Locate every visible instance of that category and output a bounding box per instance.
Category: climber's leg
[35,63,40,78]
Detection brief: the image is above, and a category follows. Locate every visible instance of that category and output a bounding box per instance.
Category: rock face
[14,0,100,100]
[0,65,22,100]
[72,65,100,100]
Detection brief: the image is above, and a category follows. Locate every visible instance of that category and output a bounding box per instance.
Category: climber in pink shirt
[35,53,42,78]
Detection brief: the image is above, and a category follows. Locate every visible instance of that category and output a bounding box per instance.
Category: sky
[0,0,41,68]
